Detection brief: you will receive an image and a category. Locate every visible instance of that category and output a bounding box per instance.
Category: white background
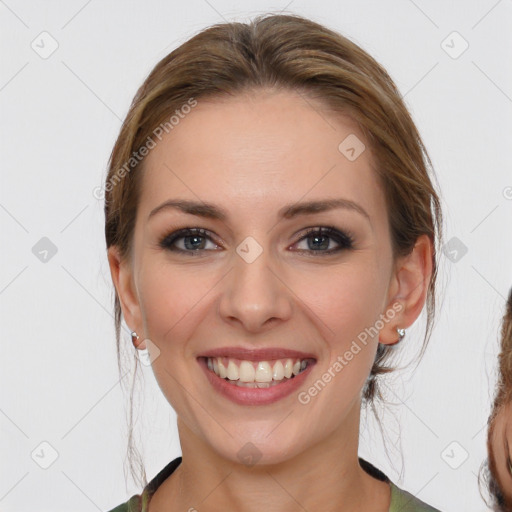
[1,1,511,511]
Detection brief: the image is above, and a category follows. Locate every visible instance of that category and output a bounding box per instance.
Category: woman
[105,13,444,511]
[483,288,512,510]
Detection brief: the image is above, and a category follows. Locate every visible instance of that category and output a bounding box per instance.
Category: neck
[149,400,391,512]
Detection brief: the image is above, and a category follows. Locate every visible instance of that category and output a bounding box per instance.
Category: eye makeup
[157,225,356,257]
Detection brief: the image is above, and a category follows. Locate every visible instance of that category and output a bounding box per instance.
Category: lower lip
[198,357,315,406]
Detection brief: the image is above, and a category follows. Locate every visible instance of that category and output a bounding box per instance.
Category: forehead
[138,89,385,222]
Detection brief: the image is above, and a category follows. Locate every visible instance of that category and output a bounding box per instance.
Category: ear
[107,245,146,350]
[379,234,433,345]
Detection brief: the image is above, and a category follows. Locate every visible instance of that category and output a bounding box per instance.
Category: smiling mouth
[199,356,315,388]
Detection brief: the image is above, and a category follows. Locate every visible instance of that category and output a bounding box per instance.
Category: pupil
[185,235,204,250]
[310,235,328,250]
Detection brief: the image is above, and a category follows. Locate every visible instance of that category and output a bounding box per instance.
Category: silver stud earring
[131,331,141,349]
[386,327,406,347]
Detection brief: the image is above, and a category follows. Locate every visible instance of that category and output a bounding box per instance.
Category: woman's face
[489,401,512,503]
[110,88,424,465]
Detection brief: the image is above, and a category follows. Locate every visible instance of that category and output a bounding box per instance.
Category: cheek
[136,262,216,350]
[135,263,212,411]
[298,257,388,341]
[300,259,387,393]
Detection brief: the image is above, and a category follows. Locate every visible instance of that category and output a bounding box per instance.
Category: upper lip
[198,347,316,361]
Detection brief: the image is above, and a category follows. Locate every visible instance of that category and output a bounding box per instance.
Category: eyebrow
[148,198,371,223]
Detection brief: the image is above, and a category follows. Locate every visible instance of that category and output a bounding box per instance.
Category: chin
[209,431,304,468]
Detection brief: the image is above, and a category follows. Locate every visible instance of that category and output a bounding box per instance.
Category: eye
[292,226,355,255]
[159,228,220,255]
[159,226,355,256]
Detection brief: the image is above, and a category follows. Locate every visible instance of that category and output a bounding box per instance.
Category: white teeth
[273,360,284,380]
[239,361,255,382]
[255,361,273,382]
[284,359,293,378]
[227,360,239,380]
[218,359,227,378]
[236,380,274,388]
[205,356,311,384]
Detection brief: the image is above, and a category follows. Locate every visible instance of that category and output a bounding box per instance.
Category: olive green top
[107,457,442,511]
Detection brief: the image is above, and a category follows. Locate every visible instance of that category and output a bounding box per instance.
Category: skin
[489,401,512,505]
[108,88,433,511]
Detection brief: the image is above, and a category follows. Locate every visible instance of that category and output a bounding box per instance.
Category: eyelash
[158,226,355,256]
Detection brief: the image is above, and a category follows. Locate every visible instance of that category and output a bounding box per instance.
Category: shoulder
[358,457,442,512]
[106,456,182,512]
[390,482,443,512]
[105,494,141,512]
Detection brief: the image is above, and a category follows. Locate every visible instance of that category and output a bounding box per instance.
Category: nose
[218,243,293,333]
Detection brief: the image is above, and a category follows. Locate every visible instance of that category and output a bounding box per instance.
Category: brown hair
[493,288,512,411]
[481,287,512,510]
[104,13,443,487]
